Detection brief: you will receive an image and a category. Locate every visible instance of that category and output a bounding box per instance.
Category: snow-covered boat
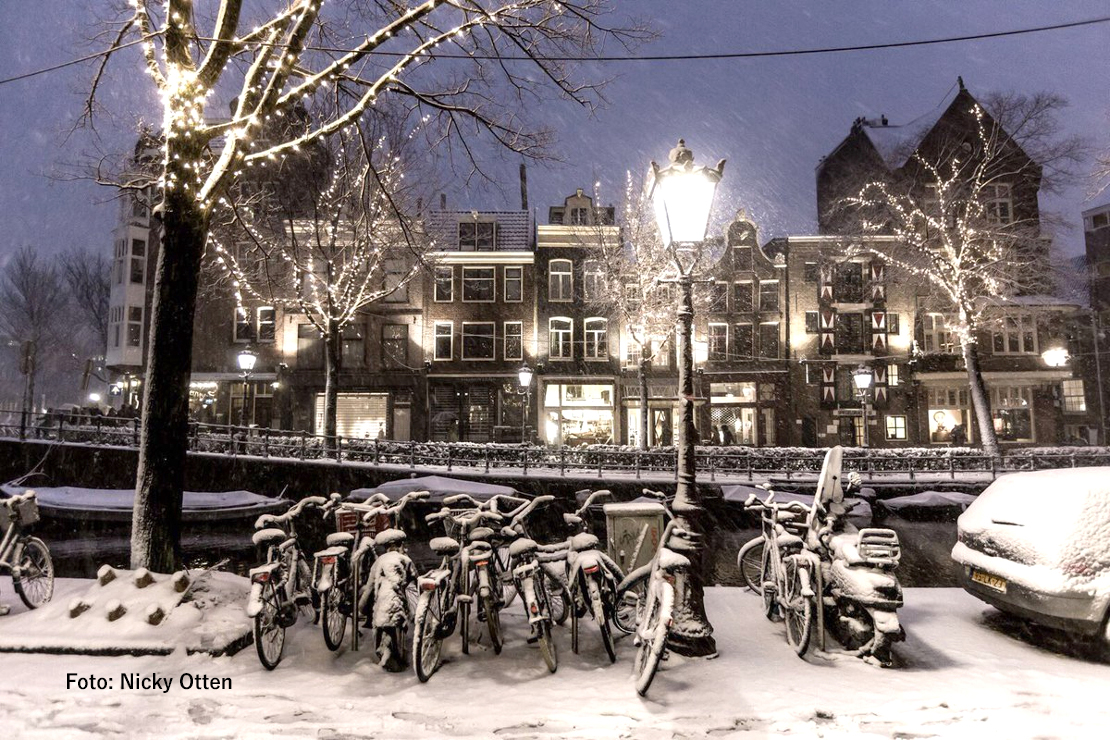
[873,490,978,521]
[349,474,523,504]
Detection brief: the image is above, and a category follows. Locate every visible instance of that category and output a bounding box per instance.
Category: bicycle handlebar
[360,490,429,525]
[507,494,554,528]
[254,495,327,530]
[574,489,611,518]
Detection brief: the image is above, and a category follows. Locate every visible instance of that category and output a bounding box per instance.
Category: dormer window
[570,207,589,225]
[459,221,496,250]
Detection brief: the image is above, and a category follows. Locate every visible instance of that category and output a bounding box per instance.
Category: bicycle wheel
[545,572,569,626]
[254,584,286,670]
[481,590,503,655]
[459,595,471,655]
[495,546,517,607]
[321,586,347,652]
[634,579,674,697]
[737,536,764,593]
[588,576,616,663]
[377,626,407,672]
[537,618,558,673]
[613,575,646,635]
[13,536,54,609]
[761,544,779,621]
[413,589,444,682]
[783,556,816,657]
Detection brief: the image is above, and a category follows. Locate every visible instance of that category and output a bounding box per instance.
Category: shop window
[297,324,324,368]
[383,325,408,369]
[733,282,753,312]
[462,267,495,302]
[549,260,573,302]
[759,323,780,359]
[504,321,523,361]
[434,322,453,361]
[1062,379,1086,413]
[835,313,865,354]
[584,318,608,360]
[732,324,753,359]
[549,317,572,360]
[257,307,276,342]
[759,280,779,311]
[459,221,496,250]
[886,415,907,440]
[434,266,453,302]
[462,322,495,360]
[991,386,1034,442]
[504,267,523,302]
[708,324,727,362]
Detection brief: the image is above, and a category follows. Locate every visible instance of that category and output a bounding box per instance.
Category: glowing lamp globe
[853,364,873,391]
[517,364,534,389]
[237,348,258,373]
[1041,347,1069,368]
[647,139,726,248]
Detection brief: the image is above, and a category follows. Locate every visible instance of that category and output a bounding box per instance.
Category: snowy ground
[0,579,1107,739]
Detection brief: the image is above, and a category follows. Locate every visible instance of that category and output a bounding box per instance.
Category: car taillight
[584,565,600,574]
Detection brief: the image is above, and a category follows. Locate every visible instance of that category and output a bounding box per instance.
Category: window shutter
[871,310,887,353]
[820,364,836,408]
[870,261,886,302]
[819,308,837,355]
[873,364,889,407]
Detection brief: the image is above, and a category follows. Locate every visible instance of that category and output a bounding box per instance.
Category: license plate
[970,568,1007,593]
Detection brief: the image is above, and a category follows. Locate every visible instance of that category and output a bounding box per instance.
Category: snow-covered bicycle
[248,496,326,670]
[0,491,54,613]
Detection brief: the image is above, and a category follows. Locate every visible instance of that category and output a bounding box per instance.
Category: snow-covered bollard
[133,568,155,589]
[146,604,166,626]
[97,565,117,586]
[105,600,127,622]
[68,599,91,618]
[172,571,190,594]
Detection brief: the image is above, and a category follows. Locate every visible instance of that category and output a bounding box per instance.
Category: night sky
[1,1,1107,263]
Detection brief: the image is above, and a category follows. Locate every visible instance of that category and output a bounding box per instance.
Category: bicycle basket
[335,508,361,535]
[1,495,40,527]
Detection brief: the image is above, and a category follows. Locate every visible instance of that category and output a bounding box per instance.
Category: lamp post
[237,347,257,428]
[647,139,725,657]
[517,364,534,443]
[853,364,873,447]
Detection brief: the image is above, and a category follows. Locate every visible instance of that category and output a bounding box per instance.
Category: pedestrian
[721,424,735,446]
[950,424,966,447]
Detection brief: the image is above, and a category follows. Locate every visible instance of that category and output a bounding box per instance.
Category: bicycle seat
[570,532,599,552]
[508,538,539,559]
[659,548,691,573]
[469,526,495,543]
[430,536,460,556]
[314,545,347,559]
[252,527,288,547]
[776,530,805,550]
[374,528,406,548]
[326,532,355,547]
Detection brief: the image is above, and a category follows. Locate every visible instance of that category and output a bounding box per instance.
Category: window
[583,260,604,301]
[504,321,523,360]
[886,415,907,440]
[759,323,780,358]
[234,307,252,342]
[888,313,900,335]
[114,239,126,284]
[732,324,753,358]
[462,322,495,360]
[1092,212,1110,229]
[434,323,453,361]
[805,311,819,334]
[805,362,821,385]
[434,266,453,302]
[504,267,523,303]
[549,260,572,302]
[991,386,1034,442]
[984,183,1013,225]
[297,324,324,368]
[131,198,148,220]
[625,333,643,368]
[257,307,276,342]
[584,318,608,360]
[459,221,496,250]
[625,283,641,311]
[462,267,495,302]
[1062,379,1087,413]
[651,337,670,368]
[992,315,1037,354]
[708,324,728,362]
[759,281,779,311]
[835,312,865,354]
[922,314,957,353]
[383,260,408,302]
[733,282,753,312]
[708,282,728,312]
[888,363,900,387]
[127,306,143,347]
[130,240,145,284]
[570,207,589,225]
[804,262,819,282]
[549,318,572,359]
[383,325,408,369]
[836,262,864,302]
[733,246,753,271]
[342,324,365,368]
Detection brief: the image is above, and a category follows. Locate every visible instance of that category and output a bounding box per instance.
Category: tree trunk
[323,318,342,450]
[131,174,208,572]
[962,338,1000,457]
[638,356,650,450]
[667,274,716,657]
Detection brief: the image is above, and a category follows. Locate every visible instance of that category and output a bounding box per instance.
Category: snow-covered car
[951,468,1110,644]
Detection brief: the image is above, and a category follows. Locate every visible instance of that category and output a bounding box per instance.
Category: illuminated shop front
[990,386,1034,443]
[709,381,775,446]
[926,386,971,444]
[543,382,614,446]
[314,392,389,439]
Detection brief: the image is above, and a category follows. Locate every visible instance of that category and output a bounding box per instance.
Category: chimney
[519,163,529,211]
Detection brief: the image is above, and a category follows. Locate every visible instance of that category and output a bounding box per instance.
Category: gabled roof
[860,86,959,169]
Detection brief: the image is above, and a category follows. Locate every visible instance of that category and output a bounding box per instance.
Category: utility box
[604,501,665,574]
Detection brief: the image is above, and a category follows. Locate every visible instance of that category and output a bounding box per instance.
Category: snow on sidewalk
[0,583,1106,739]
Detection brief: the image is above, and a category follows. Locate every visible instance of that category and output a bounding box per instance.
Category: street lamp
[646,139,725,658]
[517,364,534,443]
[853,364,873,447]
[1041,346,1070,368]
[237,347,257,428]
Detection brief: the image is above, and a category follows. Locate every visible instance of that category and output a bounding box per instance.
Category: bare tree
[87,1,649,570]
[843,104,1047,456]
[210,124,431,447]
[60,248,112,356]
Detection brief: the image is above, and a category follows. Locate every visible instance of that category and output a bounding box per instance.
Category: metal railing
[4,411,1109,483]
